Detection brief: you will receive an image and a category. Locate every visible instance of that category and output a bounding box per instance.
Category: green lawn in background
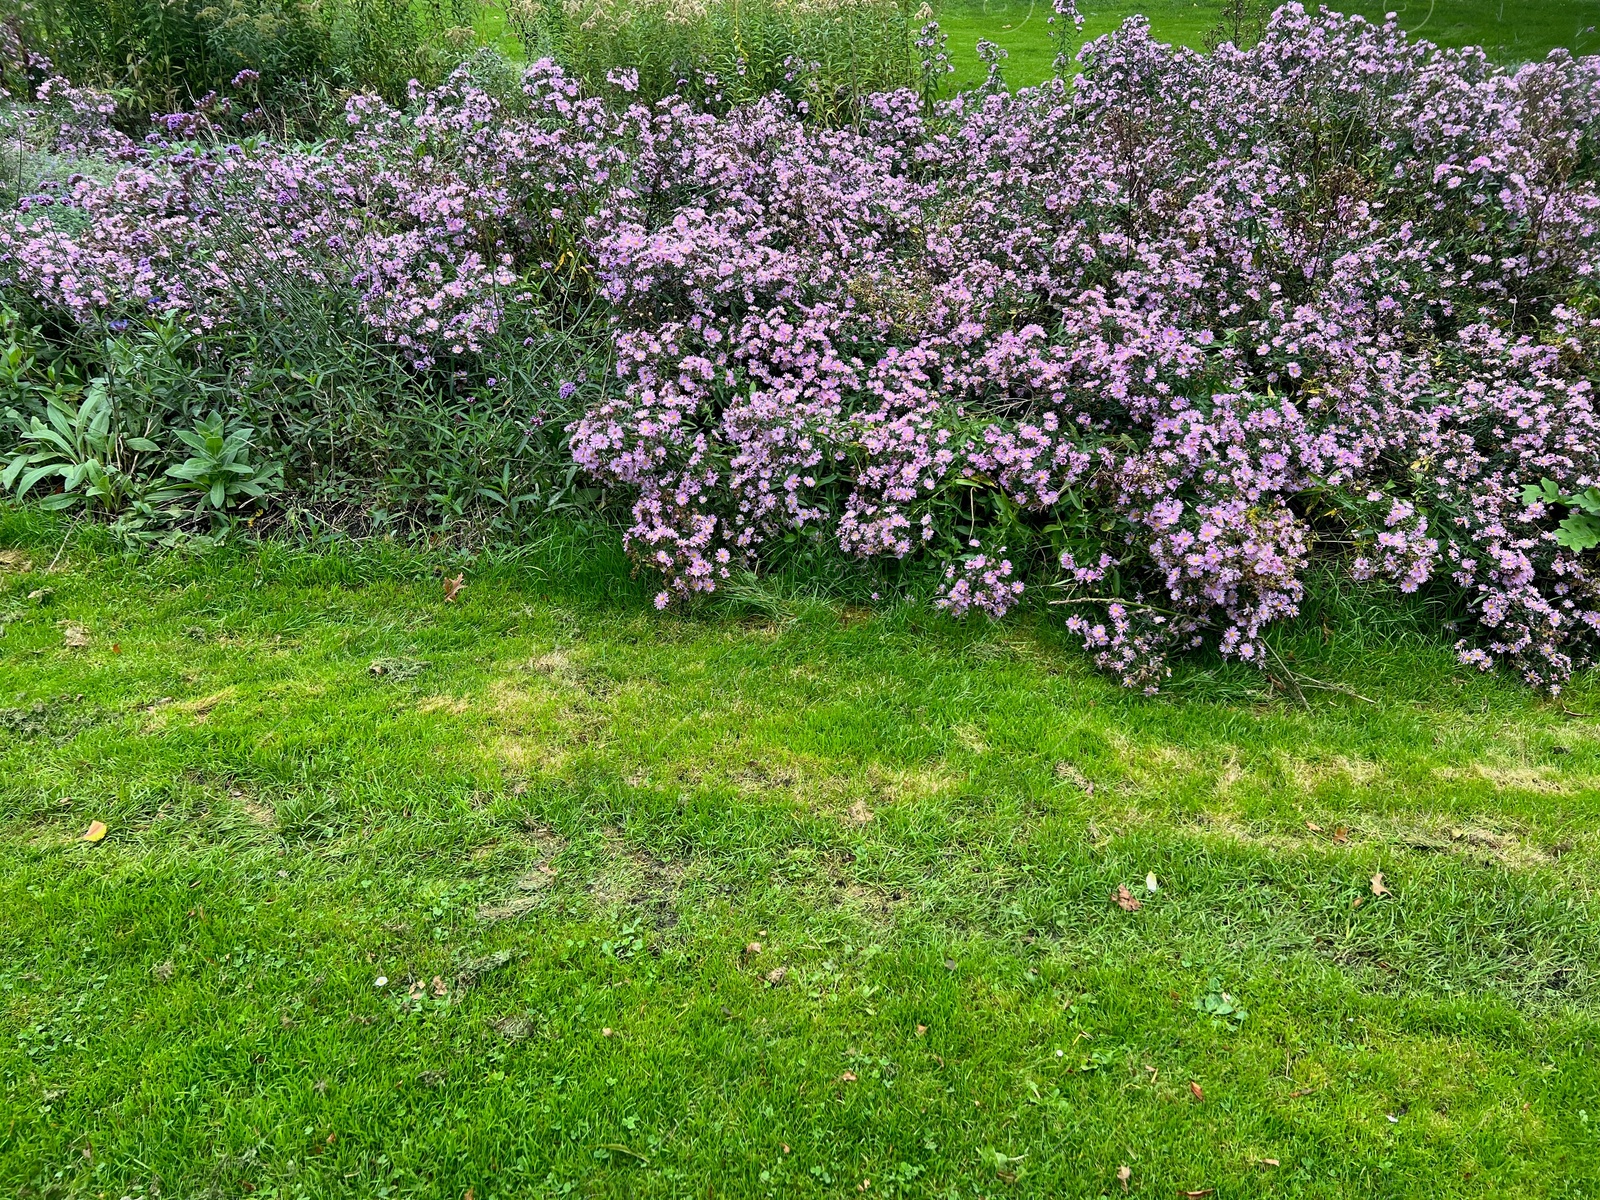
[938,0,1600,89]
[2,509,1598,1197]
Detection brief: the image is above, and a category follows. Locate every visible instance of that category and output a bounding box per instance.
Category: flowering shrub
[569,6,1600,690]
[3,7,1599,692]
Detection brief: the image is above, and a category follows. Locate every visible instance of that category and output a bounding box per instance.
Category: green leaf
[17,463,64,499]
[125,437,162,453]
[1555,514,1600,552]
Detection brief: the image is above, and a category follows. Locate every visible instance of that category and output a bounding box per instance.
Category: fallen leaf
[602,1027,614,1037]
[464,1188,475,1200]
[1332,825,1349,844]
[840,1071,857,1083]
[111,643,122,654]
[431,975,447,997]
[781,1143,790,1154]
[1188,1080,1204,1101]
[1179,1191,1214,1198]
[1305,821,1323,832]
[1117,1164,1132,1193]
[765,966,788,986]
[79,820,107,843]
[0,549,31,572]
[1115,884,1142,912]
[915,1024,927,1037]
[1146,872,1159,893]
[443,574,466,602]
[745,941,762,956]
[1371,871,1390,897]
[944,958,958,971]
[1351,895,1365,909]
[62,624,90,648]
[1260,1158,1280,1167]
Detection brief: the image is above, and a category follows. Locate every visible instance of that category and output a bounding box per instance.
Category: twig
[1295,678,1377,705]
[1262,641,1310,711]
[1562,706,1594,719]
[46,528,71,573]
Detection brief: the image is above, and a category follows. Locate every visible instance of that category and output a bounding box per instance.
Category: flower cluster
[570,8,1600,690]
[4,9,1599,692]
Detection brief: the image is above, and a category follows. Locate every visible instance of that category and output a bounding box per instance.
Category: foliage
[0,381,156,511]
[2,0,481,126]
[506,0,919,115]
[149,411,283,516]
[1522,478,1600,553]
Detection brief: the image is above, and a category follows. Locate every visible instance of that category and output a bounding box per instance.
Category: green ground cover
[2,508,1599,1197]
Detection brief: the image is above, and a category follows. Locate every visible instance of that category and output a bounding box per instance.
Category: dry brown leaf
[443,574,466,603]
[744,941,762,956]
[79,820,107,843]
[62,624,90,648]
[781,1143,790,1155]
[1332,825,1349,844]
[1117,1164,1132,1193]
[1180,1191,1214,1198]
[1114,884,1142,912]
[1370,871,1390,897]
[1305,821,1323,833]
[840,1071,857,1083]
[1188,1080,1204,1101]
[915,1024,928,1037]
[1260,1158,1280,1167]
[1351,895,1365,909]
[765,966,788,986]
[464,1189,475,1200]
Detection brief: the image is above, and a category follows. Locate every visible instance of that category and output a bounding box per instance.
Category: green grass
[939,0,1600,90]
[2,507,1600,1198]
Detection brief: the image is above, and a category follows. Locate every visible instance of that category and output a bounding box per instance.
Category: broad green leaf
[1555,514,1600,552]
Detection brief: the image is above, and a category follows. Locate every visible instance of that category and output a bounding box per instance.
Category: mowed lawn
[2,511,1599,1198]
[937,0,1600,89]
